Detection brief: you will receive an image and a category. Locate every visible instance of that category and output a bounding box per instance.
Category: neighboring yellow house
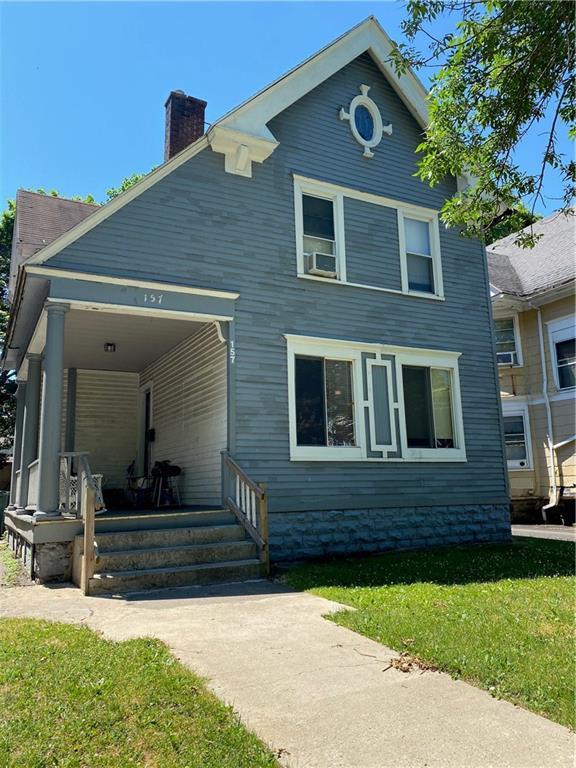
[488,210,575,521]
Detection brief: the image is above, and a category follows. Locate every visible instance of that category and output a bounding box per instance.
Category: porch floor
[97,504,222,521]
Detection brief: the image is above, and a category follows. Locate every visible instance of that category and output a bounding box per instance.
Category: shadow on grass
[284,537,575,591]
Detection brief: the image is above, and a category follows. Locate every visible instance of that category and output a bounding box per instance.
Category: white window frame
[397,209,444,299]
[494,314,523,367]
[294,177,347,282]
[547,314,575,391]
[501,401,533,470]
[285,335,466,462]
[287,338,364,460]
[396,351,466,462]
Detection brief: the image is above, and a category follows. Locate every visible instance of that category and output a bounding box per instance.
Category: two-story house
[488,211,575,522]
[3,18,510,594]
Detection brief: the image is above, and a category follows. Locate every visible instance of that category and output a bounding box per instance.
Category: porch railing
[221,451,269,574]
[78,454,99,596]
[59,452,105,516]
[27,460,40,509]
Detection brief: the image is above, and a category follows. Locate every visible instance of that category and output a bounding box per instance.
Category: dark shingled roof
[11,189,99,273]
[487,209,575,297]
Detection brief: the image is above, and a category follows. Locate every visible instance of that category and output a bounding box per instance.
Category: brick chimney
[164,91,207,161]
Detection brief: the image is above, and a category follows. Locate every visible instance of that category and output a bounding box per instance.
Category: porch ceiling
[63,308,206,371]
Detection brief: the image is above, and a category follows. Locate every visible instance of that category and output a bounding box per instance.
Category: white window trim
[286,334,466,462]
[366,358,397,452]
[287,340,364,461]
[294,177,347,282]
[547,314,575,391]
[395,352,466,461]
[293,175,445,301]
[397,208,444,299]
[501,401,533,470]
[494,314,523,367]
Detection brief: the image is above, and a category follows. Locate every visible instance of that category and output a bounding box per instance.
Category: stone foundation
[269,503,511,561]
[6,528,73,583]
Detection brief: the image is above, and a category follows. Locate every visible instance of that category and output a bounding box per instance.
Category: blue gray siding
[46,52,508,517]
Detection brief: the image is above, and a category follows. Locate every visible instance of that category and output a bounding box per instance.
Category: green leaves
[393,0,575,244]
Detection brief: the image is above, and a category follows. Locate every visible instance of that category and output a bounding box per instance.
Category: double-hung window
[494,316,521,366]
[502,413,530,468]
[398,210,444,298]
[295,178,345,281]
[548,316,575,390]
[287,336,466,462]
[556,339,576,389]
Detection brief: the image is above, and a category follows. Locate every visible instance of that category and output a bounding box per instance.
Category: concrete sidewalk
[512,524,576,542]
[0,580,573,768]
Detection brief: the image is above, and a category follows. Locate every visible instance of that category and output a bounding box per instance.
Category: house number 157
[143,293,164,305]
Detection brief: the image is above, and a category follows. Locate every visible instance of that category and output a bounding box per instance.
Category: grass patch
[0,536,26,587]
[0,618,279,768]
[284,538,575,729]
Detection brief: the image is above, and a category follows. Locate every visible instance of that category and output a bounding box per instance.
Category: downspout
[532,303,557,521]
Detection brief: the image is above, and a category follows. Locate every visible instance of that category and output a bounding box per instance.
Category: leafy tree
[105,170,154,201]
[392,0,575,245]
[485,203,541,245]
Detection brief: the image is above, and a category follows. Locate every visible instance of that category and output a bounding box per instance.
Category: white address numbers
[143,292,164,305]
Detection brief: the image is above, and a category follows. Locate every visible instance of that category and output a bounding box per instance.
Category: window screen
[405,217,434,293]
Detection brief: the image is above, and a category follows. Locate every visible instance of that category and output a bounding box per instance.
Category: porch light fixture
[104,342,116,353]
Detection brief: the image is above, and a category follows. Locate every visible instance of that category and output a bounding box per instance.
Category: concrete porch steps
[97,540,258,572]
[89,559,263,595]
[76,509,265,595]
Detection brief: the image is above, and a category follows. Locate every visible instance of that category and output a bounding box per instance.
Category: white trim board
[46,298,233,323]
[26,266,240,300]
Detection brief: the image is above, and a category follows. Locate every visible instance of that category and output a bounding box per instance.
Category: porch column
[7,379,26,508]
[35,303,69,519]
[16,354,42,512]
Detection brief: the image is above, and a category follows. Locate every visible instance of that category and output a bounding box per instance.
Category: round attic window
[339,84,392,158]
[354,105,375,141]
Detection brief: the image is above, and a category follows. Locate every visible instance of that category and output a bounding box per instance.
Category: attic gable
[206,16,429,177]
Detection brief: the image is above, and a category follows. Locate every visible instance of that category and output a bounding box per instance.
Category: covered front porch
[10,303,229,516]
[3,269,270,584]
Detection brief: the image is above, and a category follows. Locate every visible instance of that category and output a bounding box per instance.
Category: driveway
[512,524,576,542]
[0,580,573,768]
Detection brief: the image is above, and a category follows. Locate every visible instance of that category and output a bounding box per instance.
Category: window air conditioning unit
[497,351,518,366]
[306,251,337,279]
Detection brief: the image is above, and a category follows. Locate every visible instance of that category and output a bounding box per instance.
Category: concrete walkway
[0,581,573,768]
[512,524,576,542]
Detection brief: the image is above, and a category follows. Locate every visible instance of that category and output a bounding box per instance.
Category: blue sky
[0,1,571,212]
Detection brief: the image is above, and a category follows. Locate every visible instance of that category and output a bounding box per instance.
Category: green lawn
[0,619,279,768]
[0,535,25,587]
[284,537,575,729]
